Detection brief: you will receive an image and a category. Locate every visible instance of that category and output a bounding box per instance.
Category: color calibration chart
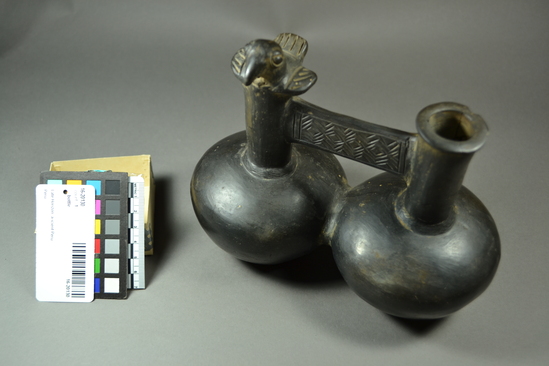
[38,171,146,301]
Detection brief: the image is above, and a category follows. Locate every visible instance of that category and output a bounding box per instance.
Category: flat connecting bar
[287,98,414,175]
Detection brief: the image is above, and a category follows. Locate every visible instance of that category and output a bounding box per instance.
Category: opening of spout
[416,102,488,155]
[429,111,474,141]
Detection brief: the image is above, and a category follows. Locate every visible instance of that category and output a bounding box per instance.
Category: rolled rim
[416,102,488,154]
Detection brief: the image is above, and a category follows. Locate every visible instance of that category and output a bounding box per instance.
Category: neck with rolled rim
[402,103,488,226]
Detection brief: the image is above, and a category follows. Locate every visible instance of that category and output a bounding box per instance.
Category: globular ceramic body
[191,132,347,264]
[328,173,500,319]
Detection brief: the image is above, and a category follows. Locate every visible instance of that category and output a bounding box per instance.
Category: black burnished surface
[191,131,347,264]
[191,33,501,319]
[328,173,500,319]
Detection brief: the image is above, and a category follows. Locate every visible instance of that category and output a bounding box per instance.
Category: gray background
[1,1,548,365]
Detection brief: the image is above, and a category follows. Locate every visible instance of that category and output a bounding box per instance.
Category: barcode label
[36,185,95,302]
[71,243,86,298]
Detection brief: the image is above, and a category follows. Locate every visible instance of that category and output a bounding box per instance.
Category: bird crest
[231,33,317,96]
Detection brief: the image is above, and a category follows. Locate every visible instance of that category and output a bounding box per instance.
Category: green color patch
[94,258,101,274]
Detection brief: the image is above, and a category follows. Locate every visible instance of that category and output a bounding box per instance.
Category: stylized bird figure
[231,33,317,95]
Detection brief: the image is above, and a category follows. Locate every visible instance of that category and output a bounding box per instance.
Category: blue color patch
[47,179,63,185]
[94,277,100,293]
[86,180,101,195]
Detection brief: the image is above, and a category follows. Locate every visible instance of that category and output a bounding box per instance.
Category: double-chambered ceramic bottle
[191,33,500,318]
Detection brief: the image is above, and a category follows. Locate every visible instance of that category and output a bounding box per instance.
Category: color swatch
[41,171,129,299]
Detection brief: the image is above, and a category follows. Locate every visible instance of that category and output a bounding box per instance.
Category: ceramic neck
[403,103,488,225]
[244,85,292,169]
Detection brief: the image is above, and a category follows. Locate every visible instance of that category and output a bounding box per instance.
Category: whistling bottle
[191,33,500,319]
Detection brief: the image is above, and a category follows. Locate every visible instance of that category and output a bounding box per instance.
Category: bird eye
[272,53,283,66]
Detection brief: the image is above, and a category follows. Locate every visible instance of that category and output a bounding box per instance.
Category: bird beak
[232,41,267,86]
[241,56,265,86]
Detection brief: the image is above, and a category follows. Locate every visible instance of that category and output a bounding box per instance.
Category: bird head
[231,33,317,96]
